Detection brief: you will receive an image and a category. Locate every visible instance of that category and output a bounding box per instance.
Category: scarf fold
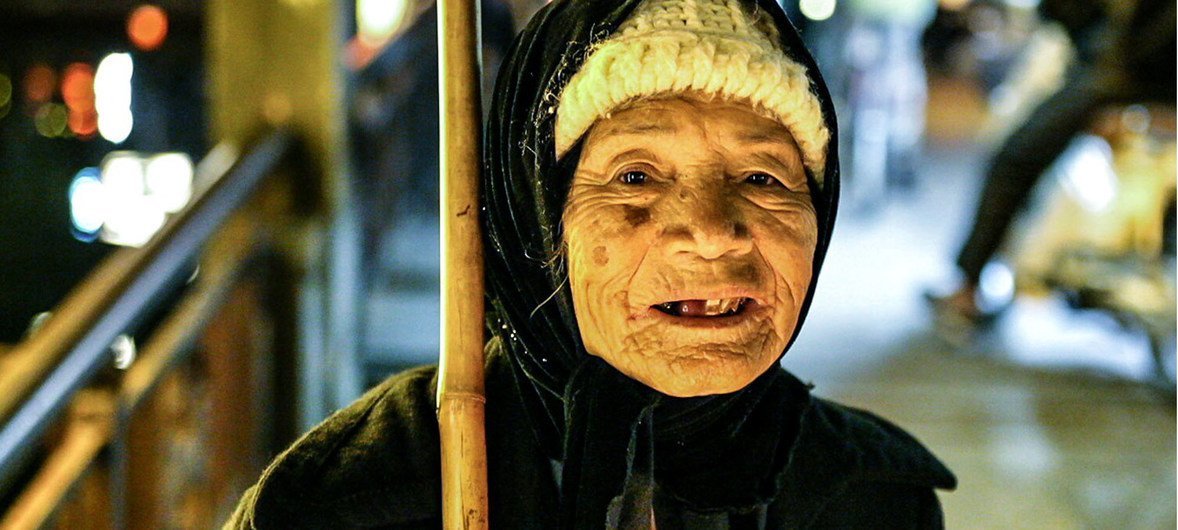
[560,358,656,528]
[482,0,841,527]
[561,357,813,528]
[502,339,810,529]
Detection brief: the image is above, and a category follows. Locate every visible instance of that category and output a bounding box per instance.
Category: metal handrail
[1,227,270,529]
[0,389,113,529]
[0,130,295,490]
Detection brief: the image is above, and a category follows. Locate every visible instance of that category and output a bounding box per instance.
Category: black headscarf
[481,1,840,527]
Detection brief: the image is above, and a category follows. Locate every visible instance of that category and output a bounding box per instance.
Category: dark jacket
[226,345,955,529]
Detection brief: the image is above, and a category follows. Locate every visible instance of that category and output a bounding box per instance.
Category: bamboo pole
[437,0,489,528]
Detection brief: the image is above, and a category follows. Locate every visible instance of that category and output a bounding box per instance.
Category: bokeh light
[356,0,410,45]
[61,63,96,110]
[145,152,194,213]
[127,5,169,51]
[34,103,68,137]
[101,152,165,248]
[61,63,98,139]
[69,167,107,235]
[1061,135,1118,213]
[24,64,55,104]
[104,194,166,247]
[69,109,99,138]
[799,0,837,21]
[98,109,134,143]
[110,334,137,369]
[73,152,186,247]
[978,262,1015,311]
[102,152,145,197]
[95,53,134,143]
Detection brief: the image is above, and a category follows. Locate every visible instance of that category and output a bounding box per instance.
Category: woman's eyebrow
[734,132,803,161]
[604,147,661,167]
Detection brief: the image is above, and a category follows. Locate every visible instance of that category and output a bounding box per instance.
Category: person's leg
[954,76,1107,283]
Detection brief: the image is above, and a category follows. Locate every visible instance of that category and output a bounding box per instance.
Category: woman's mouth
[652,297,753,318]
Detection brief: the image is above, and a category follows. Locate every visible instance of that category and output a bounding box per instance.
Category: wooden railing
[0,130,309,529]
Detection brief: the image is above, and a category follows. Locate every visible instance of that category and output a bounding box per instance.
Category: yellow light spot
[35,103,68,137]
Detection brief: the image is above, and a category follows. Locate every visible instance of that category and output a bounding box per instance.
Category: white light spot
[97,108,133,144]
[110,334,136,370]
[799,0,836,21]
[95,53,134,143]
[101,153,145,197]
[357,0,410,45]
[102,194,165,247]
[978,261,1015,311]
[1060,135,1117,213]
[100,152,165,247]
[145,152,193,213]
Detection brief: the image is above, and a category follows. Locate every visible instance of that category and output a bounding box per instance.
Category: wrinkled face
[563,95,818,397]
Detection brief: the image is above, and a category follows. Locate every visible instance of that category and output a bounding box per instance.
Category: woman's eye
[618,170,649,185]
[744,173,779,186]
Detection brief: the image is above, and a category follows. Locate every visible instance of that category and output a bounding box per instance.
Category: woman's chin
[610,348,776,398]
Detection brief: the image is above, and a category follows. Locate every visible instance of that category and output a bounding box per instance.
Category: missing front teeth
[654,298,749,317]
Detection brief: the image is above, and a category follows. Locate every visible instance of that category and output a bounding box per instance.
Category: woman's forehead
[583,96,802,157]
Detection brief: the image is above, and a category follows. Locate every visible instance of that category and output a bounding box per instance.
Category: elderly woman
[228,0,955,528]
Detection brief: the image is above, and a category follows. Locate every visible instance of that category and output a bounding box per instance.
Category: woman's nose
[661,185,753,260]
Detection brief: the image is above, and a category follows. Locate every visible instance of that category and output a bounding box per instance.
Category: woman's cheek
[747,194,817,243]
[565,200,649,293]
[564,202,653,358]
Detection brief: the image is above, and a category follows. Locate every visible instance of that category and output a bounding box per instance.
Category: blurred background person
[926,0,1176,323]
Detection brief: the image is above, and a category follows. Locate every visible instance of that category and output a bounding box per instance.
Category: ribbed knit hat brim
[554,0,830,180]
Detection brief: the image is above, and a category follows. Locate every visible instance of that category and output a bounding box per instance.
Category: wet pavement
[785,136,1175,529]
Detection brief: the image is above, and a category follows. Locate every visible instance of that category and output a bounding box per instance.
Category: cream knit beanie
[554,0,831,181]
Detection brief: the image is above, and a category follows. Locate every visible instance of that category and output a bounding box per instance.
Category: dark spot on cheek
[593,246,609,266]
[734,223,749,239]
[733,262,759,282]
[623,205,651,228]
